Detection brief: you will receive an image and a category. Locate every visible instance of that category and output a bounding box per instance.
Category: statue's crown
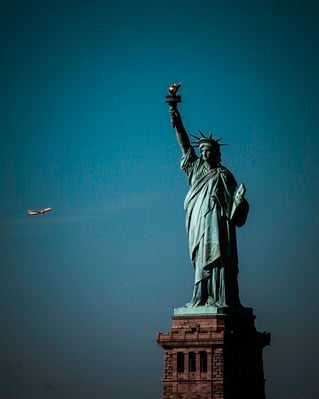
[191,130,226,151]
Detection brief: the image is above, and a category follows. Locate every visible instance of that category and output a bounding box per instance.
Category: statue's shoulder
[219,165,232,175]
[181,146,199,169]
[219,166,236,182]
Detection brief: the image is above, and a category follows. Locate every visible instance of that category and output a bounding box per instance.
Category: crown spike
[190,133,201,140]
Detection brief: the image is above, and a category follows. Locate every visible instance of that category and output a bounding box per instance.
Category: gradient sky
[1,1,319,398]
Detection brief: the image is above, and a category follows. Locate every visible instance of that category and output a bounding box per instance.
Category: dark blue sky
[1,1,319,398]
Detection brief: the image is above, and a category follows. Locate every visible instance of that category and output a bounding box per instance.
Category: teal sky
[1,1,319,398]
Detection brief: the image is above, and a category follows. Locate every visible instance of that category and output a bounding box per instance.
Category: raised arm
[169,106,191,155]
[165,83,191,155]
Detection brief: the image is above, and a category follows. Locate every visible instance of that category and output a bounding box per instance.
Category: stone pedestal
[156,307,270,399]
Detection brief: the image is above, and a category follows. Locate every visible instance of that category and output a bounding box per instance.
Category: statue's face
[200,144,217,165]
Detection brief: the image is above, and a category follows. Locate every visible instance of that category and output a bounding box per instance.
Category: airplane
[27,207,53,216]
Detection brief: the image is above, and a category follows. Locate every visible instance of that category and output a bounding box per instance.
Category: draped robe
[181,147,248,307]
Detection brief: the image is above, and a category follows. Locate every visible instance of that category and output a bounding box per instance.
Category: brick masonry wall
[157,313,270,399]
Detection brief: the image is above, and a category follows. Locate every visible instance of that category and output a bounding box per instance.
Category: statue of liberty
[166,84,249,308]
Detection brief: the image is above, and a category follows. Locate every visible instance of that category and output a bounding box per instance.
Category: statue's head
[192,131,225,166]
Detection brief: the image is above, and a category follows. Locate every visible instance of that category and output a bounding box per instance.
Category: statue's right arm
[169,106,191,155]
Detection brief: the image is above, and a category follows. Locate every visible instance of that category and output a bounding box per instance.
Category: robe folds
[181,147,248,306]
